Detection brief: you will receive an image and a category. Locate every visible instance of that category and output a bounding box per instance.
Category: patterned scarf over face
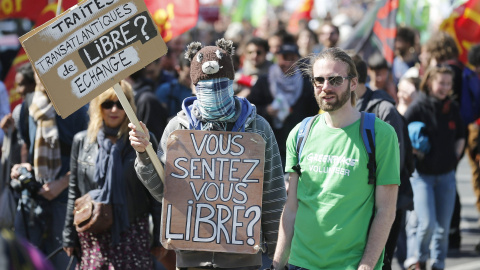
[194,78,236,122]
[29,89,61,182]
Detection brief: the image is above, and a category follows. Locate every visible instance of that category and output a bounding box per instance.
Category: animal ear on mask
[185,42,203,62]
[215,38,235,56]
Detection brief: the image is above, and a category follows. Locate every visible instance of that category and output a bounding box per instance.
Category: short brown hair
[425,32,459,63]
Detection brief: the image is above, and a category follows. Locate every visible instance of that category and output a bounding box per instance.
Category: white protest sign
[19,0,167,118]
[162,130,265,254]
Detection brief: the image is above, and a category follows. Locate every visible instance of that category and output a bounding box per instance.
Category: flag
[287,0,314,34]
[4,1,80,111]
[0,0,48,21]
[440,0,480,65]
[144,0,199,43]
[231,0,269,27]
[397,0,430,43]
[340,0,399,66]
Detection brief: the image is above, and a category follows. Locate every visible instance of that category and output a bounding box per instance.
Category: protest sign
[19,0,167,118]
[162,130,265,254]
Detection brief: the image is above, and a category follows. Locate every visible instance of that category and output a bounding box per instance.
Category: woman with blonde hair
[62,81,162,269]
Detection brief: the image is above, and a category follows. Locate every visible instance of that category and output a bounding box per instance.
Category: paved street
[392,157,480,270]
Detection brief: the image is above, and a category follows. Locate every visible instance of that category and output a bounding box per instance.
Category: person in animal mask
[129,39,286,269]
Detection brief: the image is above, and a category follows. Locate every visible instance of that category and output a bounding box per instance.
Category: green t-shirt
[285,114,400,270]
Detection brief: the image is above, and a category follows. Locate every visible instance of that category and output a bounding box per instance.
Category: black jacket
[404,93,465,175]
[133,78,168,142]
[62,131,162,248]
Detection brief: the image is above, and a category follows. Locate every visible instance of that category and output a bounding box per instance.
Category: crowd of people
[1,4,480,270]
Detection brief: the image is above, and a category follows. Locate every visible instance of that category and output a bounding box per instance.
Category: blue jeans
[410,170,456,269]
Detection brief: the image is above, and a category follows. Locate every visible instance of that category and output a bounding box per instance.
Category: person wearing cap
[247,43,319,167]
[273,48,399,270]
[129,39,287,269]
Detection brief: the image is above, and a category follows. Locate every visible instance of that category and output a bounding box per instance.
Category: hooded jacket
[134,96,287,268]
[356,88,405,170]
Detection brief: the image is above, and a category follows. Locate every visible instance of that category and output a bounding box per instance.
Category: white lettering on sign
[70,46,139,97]
[163,131,265,252]
[35,2,137,75]
[40,0,120,41]
[165,202,262,246]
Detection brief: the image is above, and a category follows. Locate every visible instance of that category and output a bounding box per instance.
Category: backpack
[359,90,414,210]
[292,112,377,185]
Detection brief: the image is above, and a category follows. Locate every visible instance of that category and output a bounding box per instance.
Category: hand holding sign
[128,121,150,153]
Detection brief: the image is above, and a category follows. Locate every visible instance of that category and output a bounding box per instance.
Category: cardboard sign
[19,0,167,118]
[162,130,265,254]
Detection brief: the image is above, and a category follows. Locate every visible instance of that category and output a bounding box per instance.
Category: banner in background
[340,0,399,66]
[3,1,81,111]
[441,0,480,65]
[397,0,430,43]
[20,0,167,118]
[144,0,199,42]
[287,0,313,34]
[0,0,48,21]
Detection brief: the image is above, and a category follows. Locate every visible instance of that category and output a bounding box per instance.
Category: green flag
[397,0,430,43]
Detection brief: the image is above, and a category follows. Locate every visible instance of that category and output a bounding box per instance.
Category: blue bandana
[194,78,236,121]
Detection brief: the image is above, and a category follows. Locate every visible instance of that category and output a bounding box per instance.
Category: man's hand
[11,163,33,180]
[357,264,373,270]
[151,246,168,261]
[128,121,150,153]
[63,246,76,257]
[266,105,279,118]
[0,113,14,132]
[38,172,70,200]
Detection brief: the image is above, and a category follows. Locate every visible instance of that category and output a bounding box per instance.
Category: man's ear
[350,77,358,91]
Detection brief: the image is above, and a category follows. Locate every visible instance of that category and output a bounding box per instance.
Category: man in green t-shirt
[273,48,400,270]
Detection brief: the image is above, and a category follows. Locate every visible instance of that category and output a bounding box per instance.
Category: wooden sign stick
[113,83,165,183]
[56,0,63,16]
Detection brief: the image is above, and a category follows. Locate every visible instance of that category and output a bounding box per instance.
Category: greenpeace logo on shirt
[306,153,358,166]
[305,153,358,176]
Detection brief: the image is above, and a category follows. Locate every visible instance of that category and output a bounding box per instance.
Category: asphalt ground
[391,157,480,270]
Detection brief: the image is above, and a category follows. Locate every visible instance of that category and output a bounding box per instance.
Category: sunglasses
[311,76,353,87]
[101,100,123,110]
[248,50,264,55]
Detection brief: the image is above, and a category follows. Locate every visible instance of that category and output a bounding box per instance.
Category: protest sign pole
[113,83,165,183]
[56,0,63,16]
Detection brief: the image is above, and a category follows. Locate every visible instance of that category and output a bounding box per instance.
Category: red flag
[4,1,79,111]
[341,0,398,66]
[287,0,314,34]
[441,0,480,65]
[0,0,48,21]
[144,0,199,42]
